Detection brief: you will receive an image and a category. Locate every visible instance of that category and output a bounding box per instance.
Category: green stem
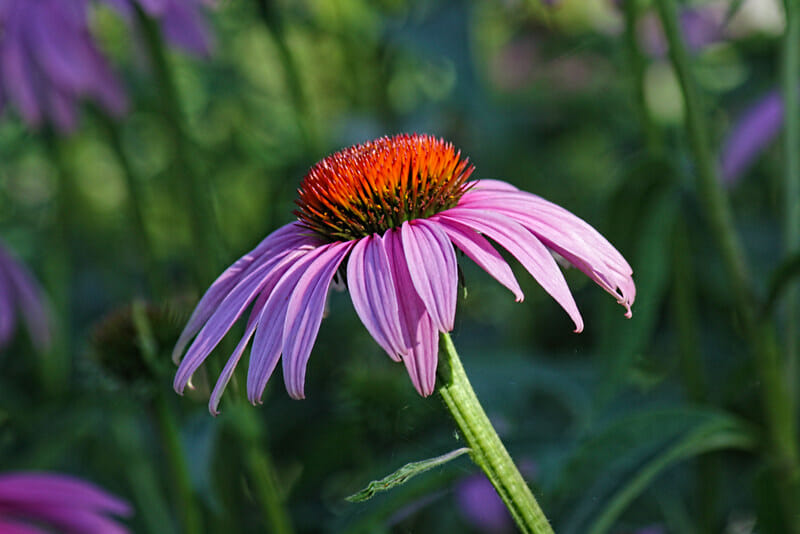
[622,0,661,154]
[98,113,165,296]
[437,333,553,534]
[134,6,222,285]
[653,0,751,307]
[153,393,202,534]
[782,0,800,409]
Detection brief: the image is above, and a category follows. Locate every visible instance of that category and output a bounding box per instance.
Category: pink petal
[282,241,353,399]
[385,229,439,396]
[469,179,519,192]
[246,247,327,404]
[436,208,584,332]
[401,220,458,332]
[459,189,634,316]
[436,217,523,301]
[207,291,268,415]
[172,223,308,363]
[173,239,314,393]
[346,234,407,361]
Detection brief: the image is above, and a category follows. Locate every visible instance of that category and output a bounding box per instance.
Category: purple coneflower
[101,0,215,57]
[173,134,635,414]
[0,0,127,132]
[0,471,131,533]
[0,243,50,351]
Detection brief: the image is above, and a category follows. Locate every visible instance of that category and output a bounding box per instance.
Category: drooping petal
[173,238,315,393]
[401,220,458,332]
[436,208,584,332]
[0,248,50,351]
[346,234,406,361]
[458,189,634,316]
[1,23,42,126]
[0,473,132,515]
[172,223,308,363]
[385,229,439,396]
[246,246,331,403]
[282,241,353,399]
[162,1,213,56]
[437,217,523,301]
[207,290,269,415]
[0,519,44,534]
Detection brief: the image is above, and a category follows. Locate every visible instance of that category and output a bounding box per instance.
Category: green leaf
[552,408,757,534]
[587,415,757,534]
[345,447,471,503]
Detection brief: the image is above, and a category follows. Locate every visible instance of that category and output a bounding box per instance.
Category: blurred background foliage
[0,0,797,532]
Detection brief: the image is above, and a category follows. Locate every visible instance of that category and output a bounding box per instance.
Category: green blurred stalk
[654,0,800,528]
[622,0,661,154]
[438,333,554,534]
[671,221,705,403]
[254,0,319,155]
[132,300,202,534]
[40,131,72,396]
[134,6,222,285]
[782,0,800,409]
[153,392,203,534]
[98,113,165,296]
[228,404,295,534]
[112,415,176,534]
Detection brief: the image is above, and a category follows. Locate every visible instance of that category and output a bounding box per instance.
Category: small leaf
[346,447,470,503]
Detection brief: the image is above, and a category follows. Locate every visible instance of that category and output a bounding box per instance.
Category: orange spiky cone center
[295,134,475,241]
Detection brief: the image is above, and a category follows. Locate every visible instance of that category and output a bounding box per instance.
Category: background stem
[654,0,800,528]
[437,333,554,534]
[134,6,223,285]
[622,0,661,154]
[781,0,800,409]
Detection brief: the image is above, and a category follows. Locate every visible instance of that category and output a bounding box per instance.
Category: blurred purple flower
[171,134,634,414]
[639,7,724,58]
[0,0,127,132]
[455,460,536,533]
[101,0,216,57]
[455,473,514,533]
[719,90,784,186]
[0,243,50,352]
[0,471,131,533]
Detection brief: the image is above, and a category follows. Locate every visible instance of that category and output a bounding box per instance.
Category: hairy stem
[438,333,553,534]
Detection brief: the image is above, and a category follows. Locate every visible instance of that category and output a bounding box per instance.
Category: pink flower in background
[0,243,51,352]
[173,134,635,414]
[0,471,131,533]
[719,89,784,186]
[0,0,127,132]
[101,0,216,57]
